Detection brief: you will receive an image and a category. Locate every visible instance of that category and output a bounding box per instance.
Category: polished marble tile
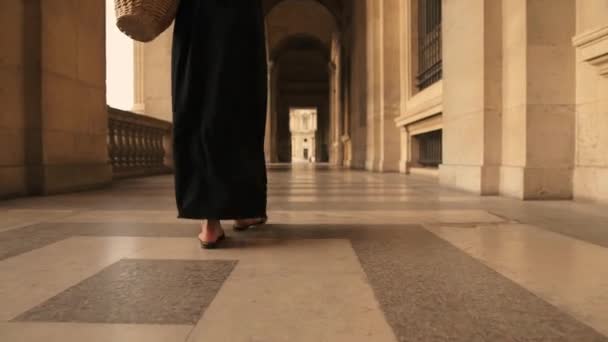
[129,237,363,275]
[0,237,146,321]
[188,271,397,342]
[54,210,185,224]
[16,259,236,325]
[350,225,607,341]
[0,209,76,232]
[428,223,608,336]
[1,165,608,342]
[0,322,192,342]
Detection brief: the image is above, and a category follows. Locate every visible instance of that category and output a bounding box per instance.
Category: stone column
[329,32,344,166]
[439,0,503,195]
[328,61,337,164]
[399,127,409,173]
[377,0,402,172]
[143,26,173,122]
[499,0,575,199]
[364,0,378,170]
[132,42,145,113]
[341,50,352,168]
[267,61,280,163]
[264,61,273,162]
[38,0,112,194]
[371,0,384,171]
[0,0,41,198]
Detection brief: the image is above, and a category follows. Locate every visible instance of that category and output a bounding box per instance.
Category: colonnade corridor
[0,165,607,341]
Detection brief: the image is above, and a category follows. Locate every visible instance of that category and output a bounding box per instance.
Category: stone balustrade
[107,107,173,179]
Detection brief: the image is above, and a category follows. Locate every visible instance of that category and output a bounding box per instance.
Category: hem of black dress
[176,211,268,221]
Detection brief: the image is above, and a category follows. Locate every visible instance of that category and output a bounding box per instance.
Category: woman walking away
[171,0,268,249]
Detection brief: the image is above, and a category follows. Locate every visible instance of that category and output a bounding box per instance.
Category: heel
[233,217,268,232]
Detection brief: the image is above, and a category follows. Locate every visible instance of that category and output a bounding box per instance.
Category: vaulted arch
[262,0,344,23]
[271,33,329,62]
[265,0,338,58]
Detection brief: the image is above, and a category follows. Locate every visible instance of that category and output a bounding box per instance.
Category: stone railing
[107,106,173,179]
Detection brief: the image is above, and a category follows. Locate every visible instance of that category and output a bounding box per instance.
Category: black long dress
[171,0,268,220]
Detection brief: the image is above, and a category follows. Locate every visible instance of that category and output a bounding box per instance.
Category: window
[415,130,442,167]
[417,0,442,90]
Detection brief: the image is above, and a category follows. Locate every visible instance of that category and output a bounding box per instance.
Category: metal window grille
[417,130,442,167]
[417,0,442,90]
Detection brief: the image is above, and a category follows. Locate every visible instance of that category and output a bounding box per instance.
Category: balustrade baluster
[107,107,172,178]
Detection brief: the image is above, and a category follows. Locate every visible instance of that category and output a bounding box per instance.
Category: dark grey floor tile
[15,259,236,325]
[0,223,72,261]
[0,222,200,262]
[348,226,608,342]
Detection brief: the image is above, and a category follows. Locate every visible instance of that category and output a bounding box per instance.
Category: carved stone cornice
[573,25,608,77]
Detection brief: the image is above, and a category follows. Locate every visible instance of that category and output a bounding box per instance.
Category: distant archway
[271,34,331,163]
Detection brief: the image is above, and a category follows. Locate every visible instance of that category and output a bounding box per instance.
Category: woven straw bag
[115,0,180,42]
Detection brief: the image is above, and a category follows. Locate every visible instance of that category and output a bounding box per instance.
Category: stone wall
[1,0,111,198]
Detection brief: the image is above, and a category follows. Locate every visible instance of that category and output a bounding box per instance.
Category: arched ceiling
[265,0,337,60]
[262,0,344,20]
[272,34,329,61]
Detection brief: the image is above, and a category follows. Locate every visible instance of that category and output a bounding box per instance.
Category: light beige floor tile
[52,210,186,224]
[427,223,608,336]
[269,195,419,203]
[188,272,397,342]
[48,209,503,225]
[0,322,192,342]
[269,189,419,195]
[129,238,362,276]
[0,209,76,232]
[181,236,397,342]
[266,209,504,225]
[0,237,147,321]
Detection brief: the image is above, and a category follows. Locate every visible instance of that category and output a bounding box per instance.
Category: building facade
[1,0,607,203]
[290,109,318,163]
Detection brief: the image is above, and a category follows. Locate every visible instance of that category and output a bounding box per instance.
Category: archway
[272,35,331,163]
[265,0,340,164]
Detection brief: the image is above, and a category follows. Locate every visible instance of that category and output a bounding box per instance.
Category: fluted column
[132,42,146,113]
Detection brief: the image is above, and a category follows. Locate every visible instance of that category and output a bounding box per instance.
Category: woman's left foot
[233,217,268,231]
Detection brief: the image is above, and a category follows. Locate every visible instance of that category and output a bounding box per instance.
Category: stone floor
[1,164,608,341]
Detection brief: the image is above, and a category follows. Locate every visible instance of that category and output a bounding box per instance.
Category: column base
[439,164,499,195]
[42,163,112,195]
[376,159,401,172]
[398,160,409,173]
[0,166,28,199]
[499,166,573,200]
[574,166,608,203]
[365,159,377,171]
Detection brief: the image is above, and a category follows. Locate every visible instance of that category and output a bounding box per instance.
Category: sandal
[233,217,268,232]
[199,232,226,249]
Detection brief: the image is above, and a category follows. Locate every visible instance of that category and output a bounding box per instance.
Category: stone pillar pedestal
[439,0,503,195]
[498,0,575,199]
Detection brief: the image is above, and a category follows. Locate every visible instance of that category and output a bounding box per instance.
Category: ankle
[203,220,221,231]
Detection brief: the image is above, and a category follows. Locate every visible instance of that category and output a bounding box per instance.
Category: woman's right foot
[199,220,225,249]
